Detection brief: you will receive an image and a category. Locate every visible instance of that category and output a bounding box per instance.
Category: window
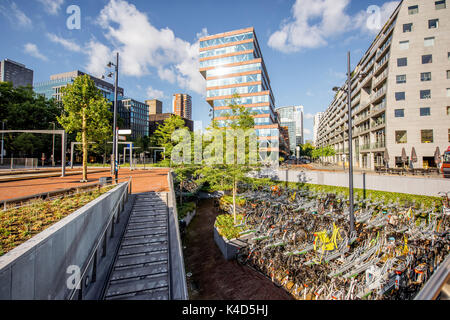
[421,72,432,81]
[403,23,413,32]
[395,92,405,101]
[447,70,450,79]
[448,129,450,143]
[395,109,405,117]
[424,37,435,47]
[398,58,407,67]
[447,88,450,97]
[399,40,409,50]
[420,90,431,99]
[396,130,407,144]
[420,107,431,116]
[429,19,439,29]
[408,5,419,14]
[421,130,433,143]
[447,106,450,115]
[436,0,446,9]
[396,75,406,84]
[422,55,432,64]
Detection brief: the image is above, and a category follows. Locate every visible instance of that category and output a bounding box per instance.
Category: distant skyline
[0,0,400,139]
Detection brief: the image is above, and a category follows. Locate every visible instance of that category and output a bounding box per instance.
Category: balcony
[371,141,386,150]
[360,143,371,151]
[373,69,388,88]
[374,55,389,76]
[370,85,387,104]
[371,102,386,117]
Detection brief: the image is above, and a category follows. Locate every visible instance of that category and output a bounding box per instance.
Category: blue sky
[0,0,400,139]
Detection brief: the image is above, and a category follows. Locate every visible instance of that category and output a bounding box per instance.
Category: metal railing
[67,177,132,300]
[414,254,450,300]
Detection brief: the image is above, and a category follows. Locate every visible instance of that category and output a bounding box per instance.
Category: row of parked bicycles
[223,184,449,300]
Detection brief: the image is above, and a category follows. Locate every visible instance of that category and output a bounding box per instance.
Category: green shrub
[215,214,245,240]
[221,195,246,206]
[177,202,196,220]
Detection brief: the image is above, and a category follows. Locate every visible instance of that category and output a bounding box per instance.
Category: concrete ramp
[103,192,171,300]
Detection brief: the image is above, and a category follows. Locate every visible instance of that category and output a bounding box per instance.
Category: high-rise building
[33,71,151,139]
[118,97,150,139]
[172,93,192,120]
[0,59,33,88]
[313,112,324,146]
[317,0,450,170]
[199,27,288,159]
[34,70,124,102]
[276,105,304,153]
[146,99,163,115]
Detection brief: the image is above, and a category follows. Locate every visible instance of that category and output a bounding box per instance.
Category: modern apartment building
[146,99,163,115]
[317,0,450,170]
[276,105,304,153]
[172,93,192,120]
[313,112,324,146]
[0,59,33,88]
[34,70,124,102]
[199,27,288,159]
[148,113,194,137]
[118,97,150,139]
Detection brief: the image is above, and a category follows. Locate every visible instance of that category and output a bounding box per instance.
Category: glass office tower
[199,27,288,158]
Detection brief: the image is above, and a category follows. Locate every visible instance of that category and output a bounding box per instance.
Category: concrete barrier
[265,169,450,197]
[167,172,189,300]
[0,182,129,300]
[213,227,241,261]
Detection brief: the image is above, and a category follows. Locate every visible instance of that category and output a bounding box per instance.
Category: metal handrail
[414,254,450,300]
[67,177,132,300]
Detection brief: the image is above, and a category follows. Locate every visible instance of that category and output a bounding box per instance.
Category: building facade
[172,94,192,120]
[276,105,304,153]
[34,70,124,102]
[118,97,150,139]
[313,112,324,146]
[199,27,288,159]
[0,59,33,88]
[146,99,163,115]
[148,113,194,137]
[317,0,450,170]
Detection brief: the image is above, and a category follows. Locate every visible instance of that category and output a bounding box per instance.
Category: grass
[245,178,443,210]
[0,186,115,257]
[214,214,245,240]
[177,202,196,220]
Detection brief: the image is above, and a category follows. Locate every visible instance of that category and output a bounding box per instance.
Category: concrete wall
[0,182,129,300]
[166,172,188,300]
[269,169,450,197]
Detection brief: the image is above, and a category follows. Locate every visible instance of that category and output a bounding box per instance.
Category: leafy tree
[196,95,258,223]
[57,75,112,182]
[312,145,336,159]
[152,114,190,163]
[300,142,315,159]
[0,82,61,158]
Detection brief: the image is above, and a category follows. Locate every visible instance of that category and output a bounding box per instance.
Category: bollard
[363,172,366,199]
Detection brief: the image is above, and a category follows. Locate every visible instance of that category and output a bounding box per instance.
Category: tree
[152,114,190,164]
[57,75,112,182]
[0,82,61,158]
[196,95,258,223]
[300,142,315,159]
[312,145,336,160]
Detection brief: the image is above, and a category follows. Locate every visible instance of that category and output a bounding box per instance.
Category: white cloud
[304,113,315,120]
[88,0,205,95]
[268,0,399,53]
[146,86,165,100]
[0,2,32,28]
[84,40,113,78]
[24,43,48,61]
[37,0,64,15]
[47,33,82,52]
[304,128,312,135]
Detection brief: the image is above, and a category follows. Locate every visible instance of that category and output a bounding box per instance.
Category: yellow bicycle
[312,223,345,263]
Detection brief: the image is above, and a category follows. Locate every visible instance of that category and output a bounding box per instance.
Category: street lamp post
[333,51,355,235]
[105,52,120,183]
[51,122,55,167]
[1,120,5,165]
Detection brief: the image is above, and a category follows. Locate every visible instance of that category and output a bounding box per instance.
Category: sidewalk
[0,168,170,201]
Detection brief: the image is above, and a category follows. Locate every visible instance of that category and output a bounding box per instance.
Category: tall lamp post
[104,52,119,182]
[1,120,6,165]
[51,122,55,167]
[333,51,355,235]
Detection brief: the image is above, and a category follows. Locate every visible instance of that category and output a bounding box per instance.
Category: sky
[0,0,401,140]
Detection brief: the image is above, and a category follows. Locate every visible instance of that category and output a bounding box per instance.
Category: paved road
[0,168,170,201]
